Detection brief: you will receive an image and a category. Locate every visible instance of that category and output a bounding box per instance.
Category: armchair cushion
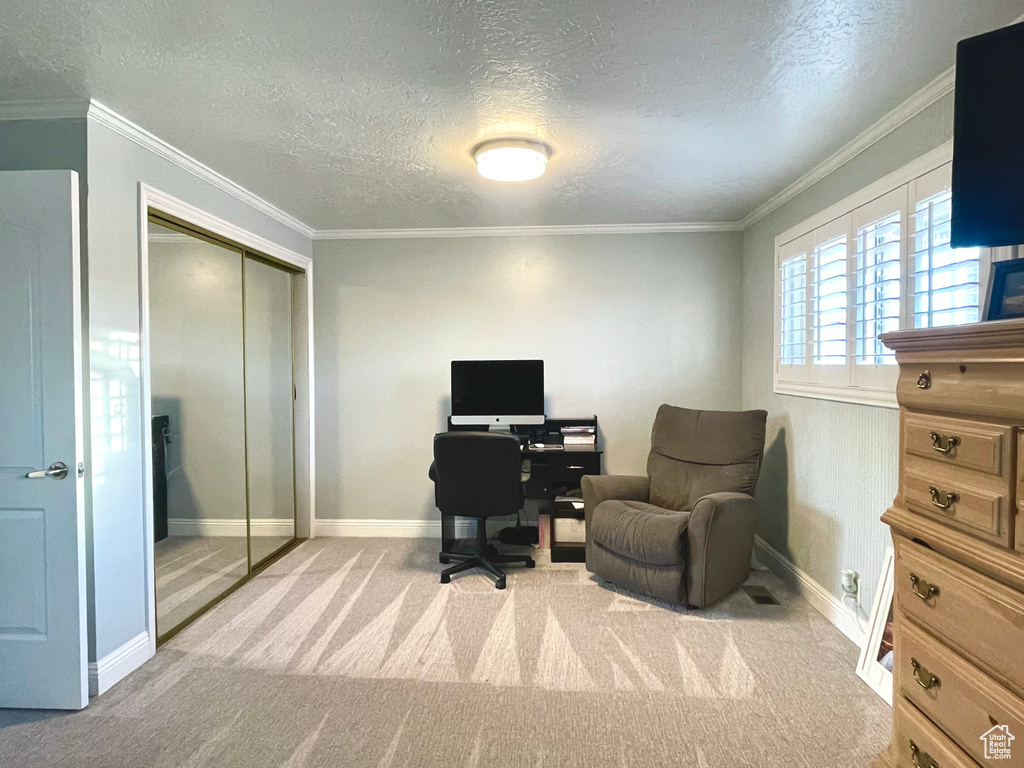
[591,500,689,566]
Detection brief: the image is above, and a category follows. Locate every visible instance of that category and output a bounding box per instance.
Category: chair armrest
[581,475,649,570]
[581,475,650,521]
[685,492,758,608]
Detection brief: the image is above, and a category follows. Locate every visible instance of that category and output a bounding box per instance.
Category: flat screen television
[951,20,1024,248]
[450,359,544,426]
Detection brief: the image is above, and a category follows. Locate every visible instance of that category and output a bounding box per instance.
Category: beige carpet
[0,538,890,767]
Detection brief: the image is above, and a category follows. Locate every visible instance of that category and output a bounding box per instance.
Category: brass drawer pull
[928,486,959,510]
[929,432,961,454]
[910,658,941,690]
[917,370,932,389]
[909,574,940,602]
[909,740,938,768]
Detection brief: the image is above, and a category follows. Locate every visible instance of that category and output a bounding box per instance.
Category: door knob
[26,462,69,480]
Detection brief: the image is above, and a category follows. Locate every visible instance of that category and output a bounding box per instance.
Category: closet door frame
[138,183,315,650]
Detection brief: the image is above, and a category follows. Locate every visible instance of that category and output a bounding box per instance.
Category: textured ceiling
[1,0,1022,231]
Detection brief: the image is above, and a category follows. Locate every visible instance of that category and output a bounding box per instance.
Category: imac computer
[450,360,544,426]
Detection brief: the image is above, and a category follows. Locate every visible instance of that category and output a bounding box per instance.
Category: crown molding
[738,66,956,230]
[0,98,316,240]
[85,100,315,239]
[313,221,742,240]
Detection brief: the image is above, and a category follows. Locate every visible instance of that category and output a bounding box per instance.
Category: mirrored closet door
[244,255,296,566]
[147,217,299,642]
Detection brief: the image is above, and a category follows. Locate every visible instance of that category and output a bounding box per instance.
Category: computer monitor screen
[450,360,544,426]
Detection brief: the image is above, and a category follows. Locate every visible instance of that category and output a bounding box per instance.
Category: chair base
[438,549,534,589]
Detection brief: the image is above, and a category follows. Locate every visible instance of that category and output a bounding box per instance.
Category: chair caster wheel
[526,559,535,568]
[440,573,451,584]
[495,577,506,590]
[439,555,450,564]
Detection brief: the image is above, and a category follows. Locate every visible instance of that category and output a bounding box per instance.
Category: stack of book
[560,425,596,446]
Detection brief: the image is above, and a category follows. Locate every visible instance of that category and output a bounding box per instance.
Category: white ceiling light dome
[474,139,551,182]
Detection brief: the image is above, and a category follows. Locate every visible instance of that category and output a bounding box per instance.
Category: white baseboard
[167,518,296,537]
[754,535,865,648]
[315,518,476,538]
[89,631,152,697]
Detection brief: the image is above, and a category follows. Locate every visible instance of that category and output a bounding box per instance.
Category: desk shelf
[550,496,587,563]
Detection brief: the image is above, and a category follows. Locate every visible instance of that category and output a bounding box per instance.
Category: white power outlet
[841,569,860,597]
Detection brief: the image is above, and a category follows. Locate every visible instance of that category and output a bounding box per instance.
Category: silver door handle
[26,462,69,480]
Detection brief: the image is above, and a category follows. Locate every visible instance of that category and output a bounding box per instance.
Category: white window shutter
[909,163,983,329]
[776,233,813,383]
[851,187,906,390]
[807,214,851,386]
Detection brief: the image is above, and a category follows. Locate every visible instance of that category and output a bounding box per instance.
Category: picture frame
[984,256,1024,321]
[856,546,894,706]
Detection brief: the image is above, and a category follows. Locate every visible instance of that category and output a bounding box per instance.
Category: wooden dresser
[876,319,1024,768]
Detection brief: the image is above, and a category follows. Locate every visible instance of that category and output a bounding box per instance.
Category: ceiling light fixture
[474,139,551,182]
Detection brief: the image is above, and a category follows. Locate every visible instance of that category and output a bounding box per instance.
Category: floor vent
[743,585,781,605]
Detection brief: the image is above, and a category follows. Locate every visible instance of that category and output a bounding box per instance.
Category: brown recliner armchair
[583,405,767,608]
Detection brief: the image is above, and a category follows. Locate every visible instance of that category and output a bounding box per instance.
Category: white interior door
[0,171,88,710]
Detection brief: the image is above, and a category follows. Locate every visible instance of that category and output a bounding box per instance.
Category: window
[774,151,992,407]
[909,166,983,329]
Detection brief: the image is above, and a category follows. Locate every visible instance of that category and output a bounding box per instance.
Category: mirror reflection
[244,256,296,566]
[148,221,298,639]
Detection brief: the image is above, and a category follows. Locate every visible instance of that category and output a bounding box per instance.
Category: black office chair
[430,431,535,589]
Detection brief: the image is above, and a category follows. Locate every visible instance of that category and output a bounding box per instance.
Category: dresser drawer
[897,361,1024,421]
[899,619,1024,767]
[893,697,980,768]
[896,537,1024,695]
[1018,432,1024,556]
[902,454,1013,546]
[903,413,1012,477]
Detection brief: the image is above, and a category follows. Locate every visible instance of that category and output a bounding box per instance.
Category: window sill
[773,380,898,409]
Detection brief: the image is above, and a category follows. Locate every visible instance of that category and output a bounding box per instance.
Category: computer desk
[439,416,602,562]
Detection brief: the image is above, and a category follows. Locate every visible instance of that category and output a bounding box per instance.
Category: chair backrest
[646,405,767,511]
[432,431,523,519]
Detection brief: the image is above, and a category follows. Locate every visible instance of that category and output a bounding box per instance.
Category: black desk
[439,416,602,563]
[522,444,602,562]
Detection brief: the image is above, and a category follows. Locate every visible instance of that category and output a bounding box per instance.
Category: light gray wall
[313,232,745,522]
[148,231,248,525]
[0,118,88,175]
[85,119,312,660]
[741,93,956,614]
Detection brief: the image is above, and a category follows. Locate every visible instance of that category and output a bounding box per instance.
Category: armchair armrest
[581,475,649,570]
[685,492,757,608]
[581,475,650,522]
